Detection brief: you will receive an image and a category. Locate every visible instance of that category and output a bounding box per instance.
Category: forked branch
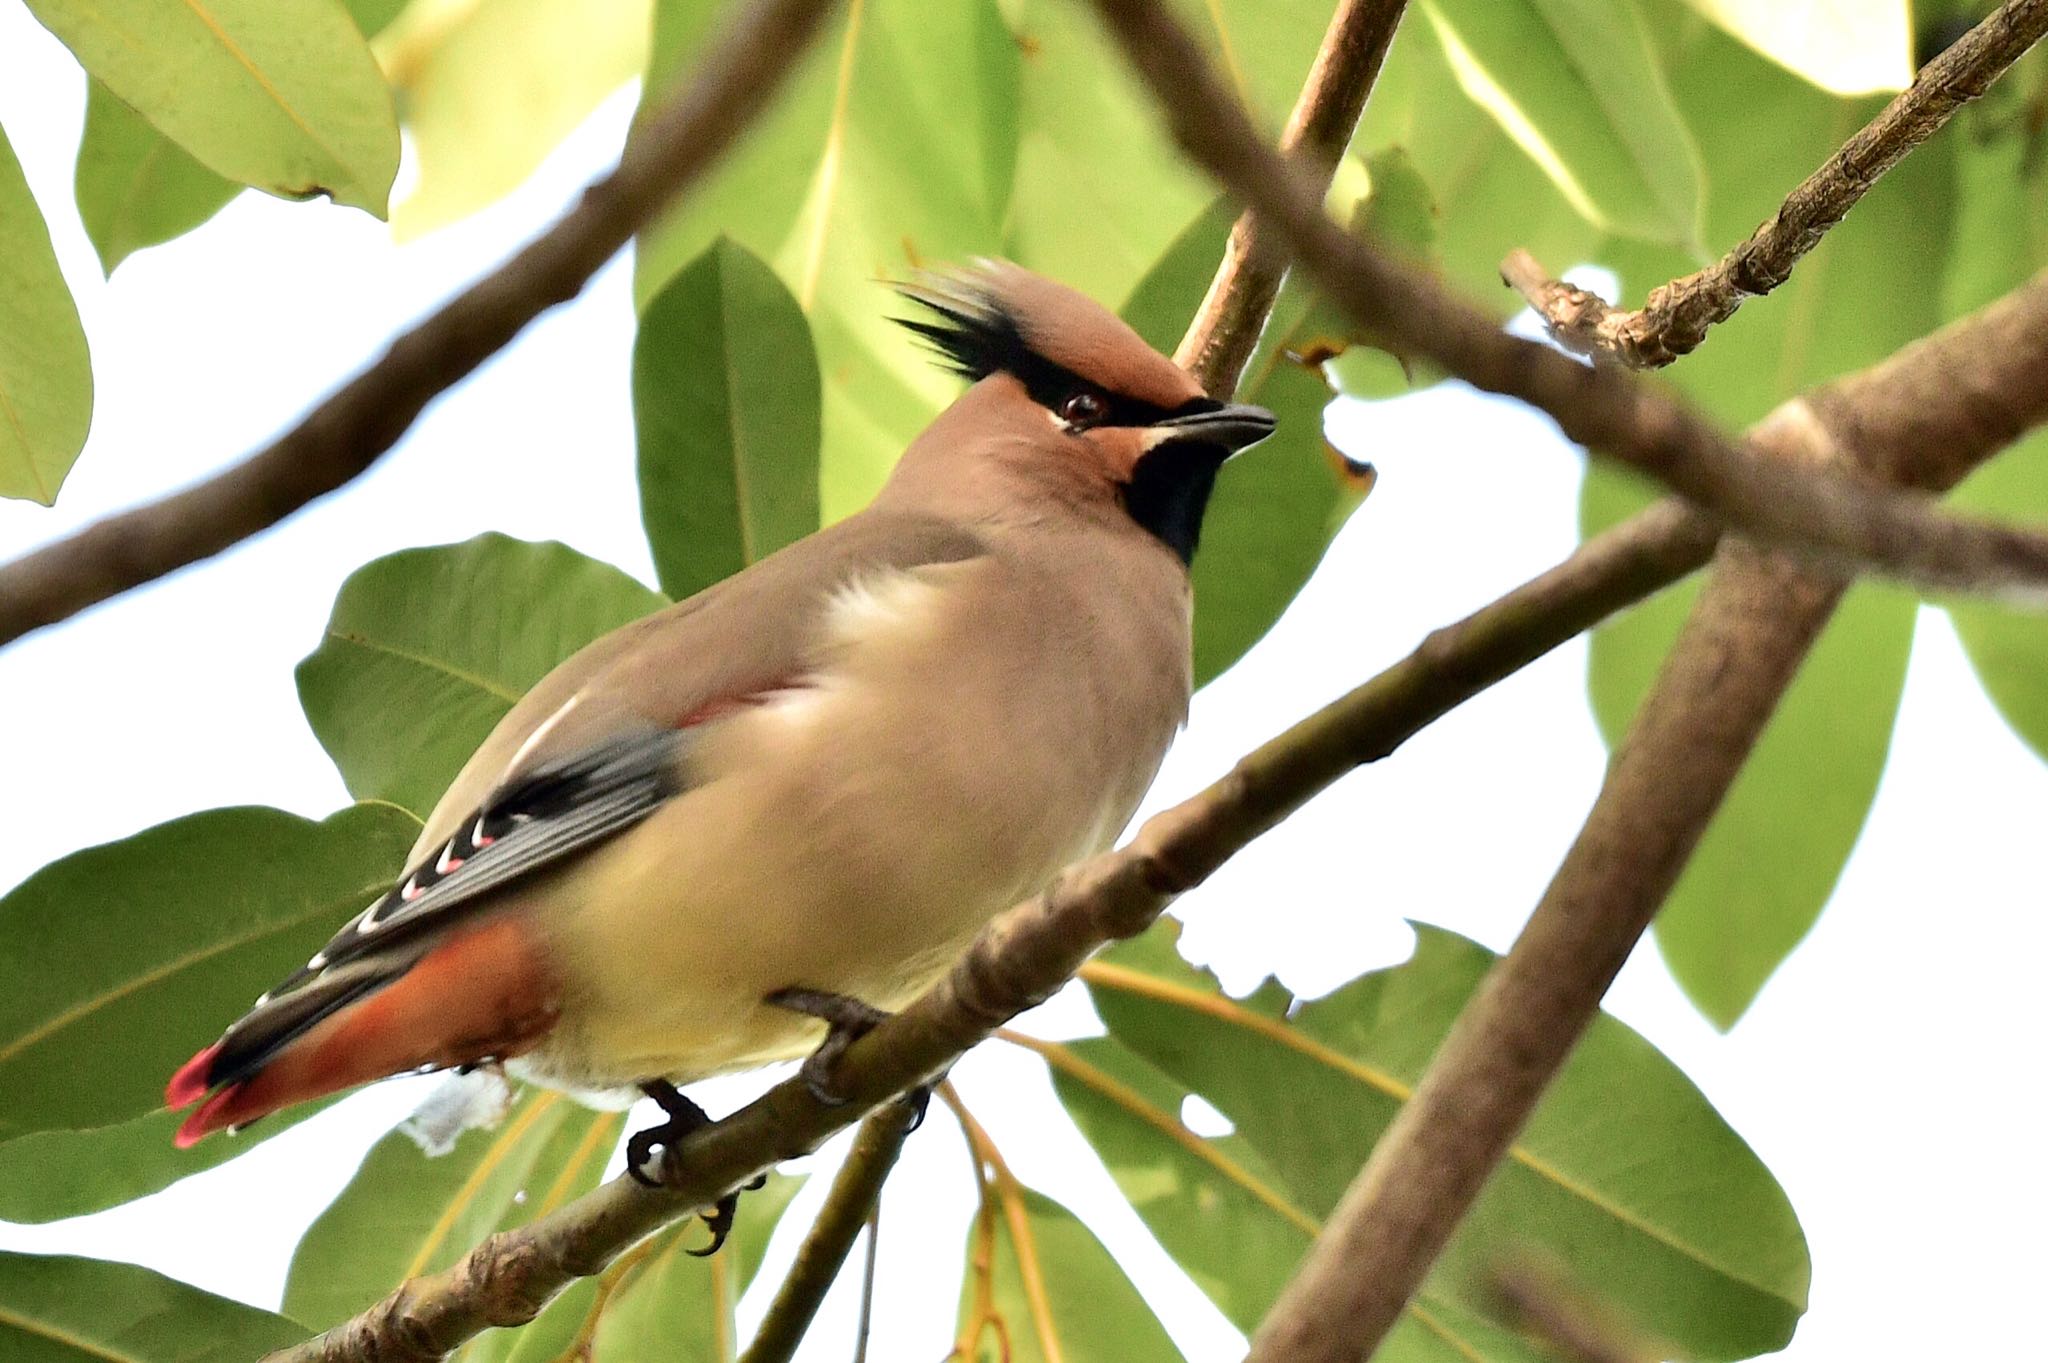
[1504,0,2048,367]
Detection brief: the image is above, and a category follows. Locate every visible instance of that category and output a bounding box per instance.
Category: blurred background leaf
[0,125,91,505]
[635,237,822,600]
[1679,0,1913,95]
[0,803,416,1137]
[0,1250,307,1361]
[22,0,399,214]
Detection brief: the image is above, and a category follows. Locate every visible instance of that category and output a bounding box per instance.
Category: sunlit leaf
[387,0,651,237]
[0,1251,306,1360]
[637,0,1019,518]
[0,803,416,1137]
[24,0,399,214]
[635,238,821,600]
[0,124,91,506]
[1079,921,1810,1359]
[1418,0,1705,249]
[296,535,666,820]
[1123,199,1366,684]
[284,1089,625,1330]
[0,1098,335,1223]
[1582,6,1946,1025]
[953,1180,1182,1362]
[1680,0,1913,95]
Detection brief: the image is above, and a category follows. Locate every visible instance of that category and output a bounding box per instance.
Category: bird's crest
[891,261,1035,383]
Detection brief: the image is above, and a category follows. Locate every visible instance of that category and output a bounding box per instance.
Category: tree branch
[1173,0,1410,395]
[735,1104,915,1363]
[1243,276,2048,1362]
[0,0,838,649]
[1087,0,2048,607]
[1503,0,2048,367]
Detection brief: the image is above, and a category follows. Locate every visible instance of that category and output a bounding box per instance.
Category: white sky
[3,12,2045,1360]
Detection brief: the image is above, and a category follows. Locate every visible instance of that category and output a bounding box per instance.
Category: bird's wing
[179,512,987,1103]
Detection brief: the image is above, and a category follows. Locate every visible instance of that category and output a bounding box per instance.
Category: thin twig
[850,1205,879,1363]
[1503,0,2048,367]
[1242,275,2048,1362]
[1088,0,2048,607]
[0,0,839,649]
[1174,0,1410,395]
[737,1104,916,1363]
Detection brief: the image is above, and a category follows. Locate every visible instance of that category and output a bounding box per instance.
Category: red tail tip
[165,1043,221,1110]
[173,1085,240,1148]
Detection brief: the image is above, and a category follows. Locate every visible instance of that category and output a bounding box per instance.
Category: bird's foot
[625,1079,764,1256]
[764,987,936,1126]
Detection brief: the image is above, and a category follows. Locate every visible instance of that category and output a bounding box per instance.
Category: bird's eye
[1059,390,1108,429]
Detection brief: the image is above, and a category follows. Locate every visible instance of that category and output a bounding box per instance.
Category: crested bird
[165,261,1276,1247]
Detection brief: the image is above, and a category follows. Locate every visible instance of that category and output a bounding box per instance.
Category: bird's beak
[1148,402,1278,456]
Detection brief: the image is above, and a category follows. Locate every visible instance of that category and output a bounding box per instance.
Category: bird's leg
[626,1079,762,1257]
[764,987,935,1127]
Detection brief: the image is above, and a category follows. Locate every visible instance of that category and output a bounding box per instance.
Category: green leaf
[1581,8,1947,1025]
[1082,921,1810,1359]
[634,238,822,600]
[1043,1033,1551,1362]
[387,0,650,237]
[285,1090,625,1330]
[1937,80,2048,766]
[1123,199,1366,685]
[1350,18,1601,317]
[0,124,92,506]
[24,0,399,215]
[296,535,666,820]
[637,0,1020,519]
[0,1251,307,1361]
[1417,0,1706,249]
[0,1098,335,1223]
[0,803,416,1138]
[954,1182,1182,1363]
[1679,0,1912,96]
[999,0,1331,304]
[575,1172,804,1361]
[73,81,241,276]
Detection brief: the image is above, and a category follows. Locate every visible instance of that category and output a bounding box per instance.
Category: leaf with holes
[0,1251,307,1360]
[0,125,92,506]
[1037,1031,1555,1362]
[1077,920,1810,1359]
[25,0,398,214]
[1123,198,1367,685]
[635,238,822,601]
[1582,11,1943,1025]
[296,534,666,821]
[0,802,417,1138]
[283,1088,625,1331]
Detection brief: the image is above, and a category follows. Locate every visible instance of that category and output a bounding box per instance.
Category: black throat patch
[1122,445,1228,565]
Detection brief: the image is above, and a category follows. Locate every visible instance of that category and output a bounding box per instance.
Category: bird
[165,260,1276,1248]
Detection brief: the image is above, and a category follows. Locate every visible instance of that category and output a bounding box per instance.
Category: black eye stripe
[894,293,1214,430]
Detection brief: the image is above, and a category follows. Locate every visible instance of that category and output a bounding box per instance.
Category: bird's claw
[625,1080,764,1254]
[764,986,894,1106]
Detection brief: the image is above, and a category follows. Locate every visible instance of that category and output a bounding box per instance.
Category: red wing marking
[171,916,561,1147]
